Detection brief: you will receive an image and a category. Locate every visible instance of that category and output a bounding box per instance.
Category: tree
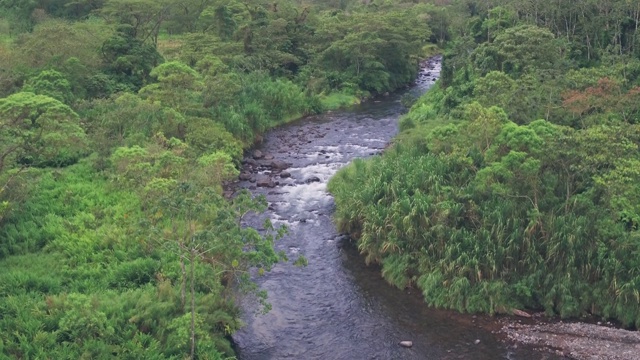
[0,92,87,175]
[101,24,164,91]
[472,71,516,114]
[139,61,203,113]
[22,69,74,104]
[472,24,561,77]
[15,18,114,69]
[317,9,428,93]
[563,77,640,126]
[0,92,87,223]
[101,0,173,46]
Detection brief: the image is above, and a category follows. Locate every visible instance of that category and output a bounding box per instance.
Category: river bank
[500,316,640,359]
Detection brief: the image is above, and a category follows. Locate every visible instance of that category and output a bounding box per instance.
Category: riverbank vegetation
[0,0,442,358]
[329,0,640,328]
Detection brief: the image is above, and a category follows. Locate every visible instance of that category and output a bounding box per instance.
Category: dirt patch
[502,320,640,359]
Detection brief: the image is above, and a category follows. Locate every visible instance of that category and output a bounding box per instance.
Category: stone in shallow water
[305,176,321,183]
[399,341,413,348]
[270,160,290,170]
[256,177,276,188]
[243,158,258,167]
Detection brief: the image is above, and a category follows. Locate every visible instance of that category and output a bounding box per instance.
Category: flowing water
[232,57,558,359]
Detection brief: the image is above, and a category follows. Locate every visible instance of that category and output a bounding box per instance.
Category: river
[232,57,558,359]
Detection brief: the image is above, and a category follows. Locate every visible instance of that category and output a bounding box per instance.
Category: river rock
[239,172,252,181]
[399,341,413,348]
[253,150,264,159]
[243,158,258,167]
[270,160,290,170]
[280,171,291,178]
[474,339,481,345]
[305,176,321,184]
[256,177,276,188]
[264,154,274,160]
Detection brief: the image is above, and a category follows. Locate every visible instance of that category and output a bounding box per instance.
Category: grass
[320,91,361,110]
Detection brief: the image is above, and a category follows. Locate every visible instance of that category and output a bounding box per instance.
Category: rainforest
[1,0,639,359]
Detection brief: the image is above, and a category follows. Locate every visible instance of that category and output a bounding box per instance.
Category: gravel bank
[502,320,640,359]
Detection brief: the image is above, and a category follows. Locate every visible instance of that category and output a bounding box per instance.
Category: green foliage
[472,25,561,78]
[0,92,87,172]
[0,0,444,358]
[22,69,74,104]
[101,0,173,46]
[81,93,186,156]
[315,7,429,94]
[325,4,640,325]
[101,24,163,91]
[140,61,203,112]
[213,72,312,143]
[331,49,640,327]
[19,1,639,358]
[185,118,243,162]
[0,153,283,358]
[15,18,114,69]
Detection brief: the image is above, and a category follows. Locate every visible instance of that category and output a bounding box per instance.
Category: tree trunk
[190,251,196,360]
[180,252,186,311]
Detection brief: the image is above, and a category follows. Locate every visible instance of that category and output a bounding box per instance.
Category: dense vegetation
[0,0,441,358]
[329,0,640,328]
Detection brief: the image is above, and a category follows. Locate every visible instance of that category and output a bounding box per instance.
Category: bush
[110,258,160,289]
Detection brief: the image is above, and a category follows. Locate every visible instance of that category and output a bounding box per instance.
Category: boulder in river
[305,176,321,184]
[239,172,252,181]
[270,160,290,170]
[280,171,291,178]
[243,158,258,167]
[399,341,413,348]
[253,150,264,159]
[256,177,276,188]
[264,154,274,160]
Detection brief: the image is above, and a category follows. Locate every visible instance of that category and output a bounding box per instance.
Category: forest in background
[330,0,640,328]
[0,0,441,358]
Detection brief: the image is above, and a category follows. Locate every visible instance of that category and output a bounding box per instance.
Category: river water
[232,57,557,359]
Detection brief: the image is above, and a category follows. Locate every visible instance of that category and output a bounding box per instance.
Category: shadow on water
[231,56,561,359]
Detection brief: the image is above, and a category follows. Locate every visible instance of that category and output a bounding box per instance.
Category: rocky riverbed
[501,317,640,359]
